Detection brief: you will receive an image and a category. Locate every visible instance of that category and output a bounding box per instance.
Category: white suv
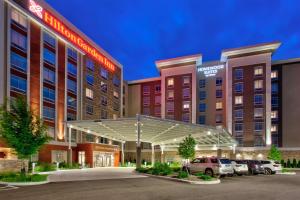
[183,157,234,177]
[260,160,282,175]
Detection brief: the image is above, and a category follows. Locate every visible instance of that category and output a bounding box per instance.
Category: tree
[0,97,50,174]
[267,145,282,161]
[292,158,297,168]
[178,135,197,163]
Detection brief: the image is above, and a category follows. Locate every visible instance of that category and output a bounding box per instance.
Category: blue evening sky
[46,0,300,81]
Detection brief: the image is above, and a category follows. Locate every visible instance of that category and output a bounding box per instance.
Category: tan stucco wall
[128,84,141,117]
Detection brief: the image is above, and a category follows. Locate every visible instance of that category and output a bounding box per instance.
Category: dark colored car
[242,160,265,175]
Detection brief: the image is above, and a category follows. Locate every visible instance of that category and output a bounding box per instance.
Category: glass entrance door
[93,152,114,167]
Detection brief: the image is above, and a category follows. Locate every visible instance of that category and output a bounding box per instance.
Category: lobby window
[254,80,263,90]
[43,106,55,120]
[234,69,243,80]
[67,62,77,76]
[199,103,206,112]
[101,96,108,106]
[272,96,279,107]
[183,88,190,98]
[11,30,27,50]
[216,102,223,110]
[166,102,174,112]
[43,48,56,65]
[254,136,264,147]
[254,94,263,105]
[155,95,161,105]
[143,96,150,106]
[67,47,77,60]
[235,137,243,147]
[43,87,55,102]
[235,123,243,132]
[254,108,264,118]
[100,68,108,79]
[143,107,150,115]
[199,91,206,100]
[67,79,77,93]
[215,114,222,123]
[100,81,107,93]
[235,96,243,105]
[43,67,55,84]
[11,75,27,93]
[254,66,263,76]
[11,52,27,72]
[113,75,120,87]
[113,91,119,99]
[198,115,206,125]
[199,79,206,88]
[167,90,174,100]
[183,76,190,85]
[86,59,94,71]
[234,109,243,120]
[216,77,222,86]
[255,122,264,132]
[216,89,222,98]
[272,83,278,93]
[167,78,174,87]
[143,86,150,95]
[271,71,278,79]
[182,113,190,122]
[271,111,278,120]
[43,31,56,47]
[86,104,93,115]
[67,96,77,109]
[183,101,190,110]
[101,110,108,119]
[86,74,94,85]
[11,9,27,28]
[86,88,93,99]
[67,112,76,121]
[235,82,243,93]
[271,125,278,133]
[155,84,161,93]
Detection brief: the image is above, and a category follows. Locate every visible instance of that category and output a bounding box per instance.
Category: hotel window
[199,103,206,112]
[271,111,278,119]
[216,90,222,98]
[100,68,108,79]
[113,75,120,87]
[254,66,263,76]
[86,74,94,85]
[155,85,161,93]
[67,48,77,60]
[43,67,55,83]
[43,106,55,120]
[86,59,94,71]
[11,52,27,72]
[11,75,27,93]
[254,94,263,105]
[182,113,190,122]
[254,108,264,118]
[86,104,93,115]
[216,102,223,110]
[167,90,174,99]
[254,80,263,90]
[113,91,119,99]
[216,77,222,86]
[234,109,243,120]
[198,115,206,125]
[67,112,76,121]
[43,32,56,47]
[47,127,55,138]
[235,96,243,105]
[272,96,279,107]
[143,107,150,115]
[67,96,77,109]
[234,69,243,80]
[183,76,190,85]
[101,96,108,106]
[43,48,56,65]
[143,86,150,95]
[67,62,77,76]
[254,136,264,147]
[100,81,107,93]
[272,134,279,147]
[86,88,93,99]
[11,9,27,28]
[199,79,206,88]
[155,95,161,105]
[183,101,190,110]
[272,83,278,93]
[199,91,206,100]
[155,107,161,116]
[271,71,278,79]
[43,87,55,102]
[255,122,264,132]
[235,137,243,146]
[166,102,174,112]
[271,125,277,133]
[235,82,243,93]
[11,30,27,50]
[215,114,222,123]
[183,88,190,98]
[113,102,119,111]
[101,110,108,119]
[167,78,174,87]
[67,79,77,93]
[235,123,243,132]
[143,96,150,106]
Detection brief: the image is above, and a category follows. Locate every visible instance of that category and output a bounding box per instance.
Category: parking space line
[0,185,19,191]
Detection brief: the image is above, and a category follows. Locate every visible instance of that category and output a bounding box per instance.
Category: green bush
[152,162,173,176]
[177,171,189,179]
[195,172,212,181]
[287,159,291,168]
[35,162,56,172]
[170,162,182,172]
[0,172,48,182]
[281,159,285,168]
[297,160,300,168]
[136,167,150,173]
[292,159,297,168]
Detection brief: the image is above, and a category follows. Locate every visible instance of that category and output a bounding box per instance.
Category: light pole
[136,114,142,168]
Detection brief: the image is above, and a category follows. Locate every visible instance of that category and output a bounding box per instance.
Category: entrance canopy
[66,115,236,149]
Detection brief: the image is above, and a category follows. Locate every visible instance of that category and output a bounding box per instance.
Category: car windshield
[235,160,246,164]
[219,159,231,164]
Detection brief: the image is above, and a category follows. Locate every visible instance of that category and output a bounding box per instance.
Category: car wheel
[205,168,213,177]
[264,168,272,175]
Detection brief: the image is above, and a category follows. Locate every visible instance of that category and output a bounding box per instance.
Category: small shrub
[35,163,56,172]
[199,174,212,181]
[136,167,150,173]
[0,172,48,182]
[280,159,285,168]
[292,159,297,168]
[287,159,291,168]
[151,162,173,176]
[297,160,300,168]
[177,171,189,179]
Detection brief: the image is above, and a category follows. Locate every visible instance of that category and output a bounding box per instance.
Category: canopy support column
[121,142,125,166]
[151,144,155,166]
[217,131,222,158]
[68,125,72,165]
[136,114,142,168]
[160,146,164,163]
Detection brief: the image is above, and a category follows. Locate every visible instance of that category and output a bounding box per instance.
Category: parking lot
[0,172,299,200]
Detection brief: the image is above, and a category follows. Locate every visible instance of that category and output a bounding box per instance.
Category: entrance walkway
[47,167,147,182]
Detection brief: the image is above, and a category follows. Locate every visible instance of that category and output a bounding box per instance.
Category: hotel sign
[28,0,116,72]
[197,64,224,77]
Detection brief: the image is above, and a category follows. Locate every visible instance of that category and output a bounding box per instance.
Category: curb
[0,180,49,186]
[276,172,297,175]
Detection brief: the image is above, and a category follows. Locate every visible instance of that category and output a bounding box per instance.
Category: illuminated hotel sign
[28,0,115,72]
[197,64,224,77]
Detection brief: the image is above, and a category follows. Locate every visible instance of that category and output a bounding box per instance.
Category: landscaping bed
[0,172,49,186]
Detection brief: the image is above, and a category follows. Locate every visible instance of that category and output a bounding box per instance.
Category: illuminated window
[254,80,263,90]
[271,71,278,79]
[235,96,243,105]
[183,101,190,110]
[167,90,174,99]
[167,78,174,87]
[254,108,264,118]
[271,111,278,119]
[254,66,263,76]
[183,76,190,85]
[86,88,93,99]
[271,125,277,132]
[11,9,27,28]
[216,102,223,110]
[113,91,119,99]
